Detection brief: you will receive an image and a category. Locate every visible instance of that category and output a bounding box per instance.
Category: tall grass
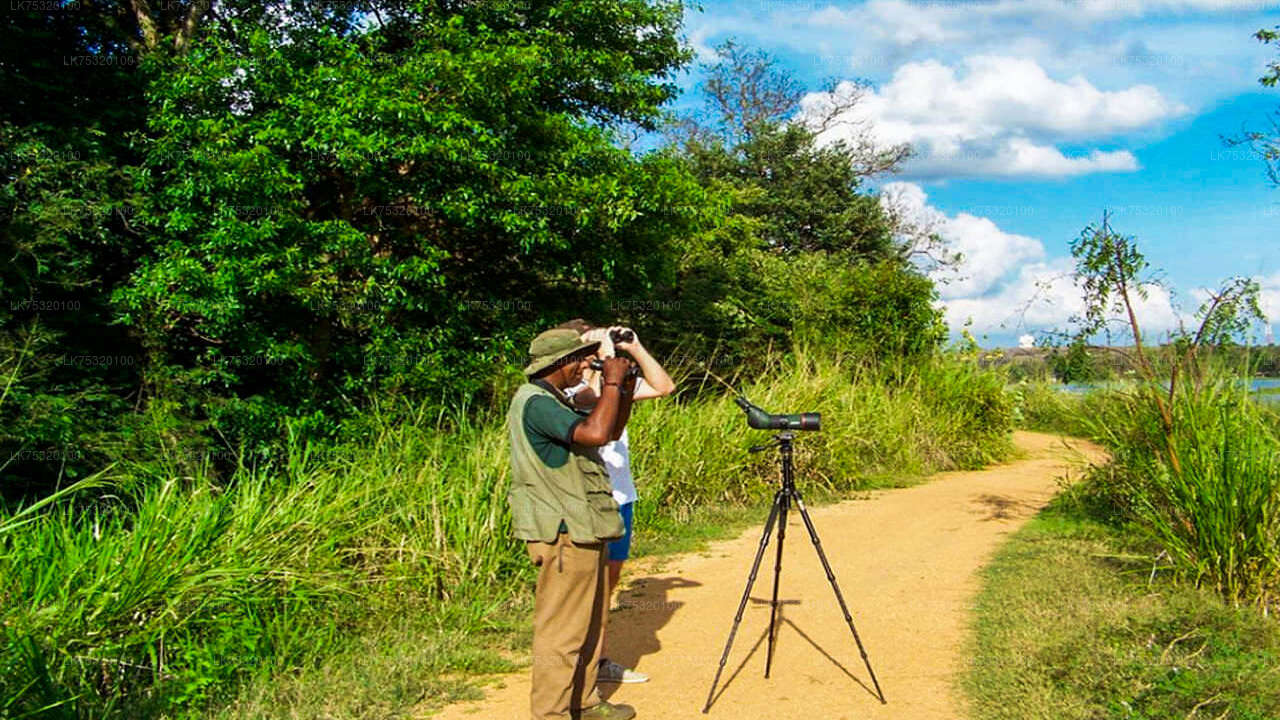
[1,349,1014,719]
[1016,372,1280,609]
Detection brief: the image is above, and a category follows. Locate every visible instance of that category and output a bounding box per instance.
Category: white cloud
[820,0,1276,40]
[682,0,1276,137]
[1241,272,1280,344]
[914,139,1140,179]
[885,182,1191,342]
[1259,272,1280,322]
[882,181,1044,297]
[941,258,1187,342]
[804,56,1185,179]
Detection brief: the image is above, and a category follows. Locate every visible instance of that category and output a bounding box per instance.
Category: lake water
[1058,378,1280,403]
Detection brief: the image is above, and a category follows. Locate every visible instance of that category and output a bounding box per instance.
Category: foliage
[671,41,899,258]
[1,0,728,491]
[0,5,151,494]
[631,40,940,368]
[1079,378,1280,606]
[1227,26,1280,185]
[2,5,938,496]
[1065,213,1264,475]
[1015,374,1280,607]
[1029,220,1278,606]
[117,3,716,455]
[0,348,1013,719]
[1045,340,1103,384]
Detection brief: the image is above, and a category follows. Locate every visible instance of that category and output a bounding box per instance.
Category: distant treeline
[984,344,1280,383]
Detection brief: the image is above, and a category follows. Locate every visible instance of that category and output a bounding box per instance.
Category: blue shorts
[607,501,634,562]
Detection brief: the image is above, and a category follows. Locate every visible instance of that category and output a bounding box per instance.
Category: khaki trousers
[526,532,608,720]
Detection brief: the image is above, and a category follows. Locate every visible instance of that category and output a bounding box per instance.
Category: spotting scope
[734,396,820,432]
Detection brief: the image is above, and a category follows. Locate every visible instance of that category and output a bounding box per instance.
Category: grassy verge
[213,497,788,720]
[1011,374,1280,606]
[966,490,1280,720]
[1,349,1014,719]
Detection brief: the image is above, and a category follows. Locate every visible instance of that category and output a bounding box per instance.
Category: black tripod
[701,432,886,713]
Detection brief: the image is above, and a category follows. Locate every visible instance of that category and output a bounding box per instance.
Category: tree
[1066,212,1265,475]
[669,40,906,257]
[643,40,944,363]
[2,0,719,487]
[1226,26,1280,185]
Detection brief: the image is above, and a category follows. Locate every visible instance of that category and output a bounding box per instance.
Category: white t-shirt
[565,381,638,505]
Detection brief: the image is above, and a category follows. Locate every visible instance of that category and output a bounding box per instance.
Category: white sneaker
[598,658,649,684]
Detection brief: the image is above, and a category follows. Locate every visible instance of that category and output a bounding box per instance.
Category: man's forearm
[611,389,634,441]
[575,385,623,446]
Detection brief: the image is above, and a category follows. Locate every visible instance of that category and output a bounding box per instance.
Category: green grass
[1,349,1015,719]
[966,492,1280,720]
[1012,372,1280,607]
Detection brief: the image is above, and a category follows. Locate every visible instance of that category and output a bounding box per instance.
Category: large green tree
[2,0,718,488]
[645,40,944,361]
[671,40,905,257]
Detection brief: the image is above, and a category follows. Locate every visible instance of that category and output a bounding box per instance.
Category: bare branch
[130,0,160,51]
[175,0,212,53]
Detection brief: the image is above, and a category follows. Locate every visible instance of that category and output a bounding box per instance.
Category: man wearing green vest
[508,327,639,720]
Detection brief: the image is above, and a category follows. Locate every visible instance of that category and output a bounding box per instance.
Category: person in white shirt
[557,319,675,685]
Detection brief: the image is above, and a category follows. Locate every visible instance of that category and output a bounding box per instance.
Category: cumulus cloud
[818,0,1275,42]
[1246,271,1280,344]
[885,182,1190,342]
[803,56,1185,179]
[940,256,1188,342]
[881,181,1044,298]
[1259,272,1280,320]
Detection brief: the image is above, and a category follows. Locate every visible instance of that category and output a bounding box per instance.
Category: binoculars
[588,358,641,377]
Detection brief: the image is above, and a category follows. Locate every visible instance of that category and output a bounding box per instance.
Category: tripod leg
[702,490,784,714]
[764,491,789,678]
[792,489,888,704]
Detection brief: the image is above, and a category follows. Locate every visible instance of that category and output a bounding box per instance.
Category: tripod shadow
[702,596,799,708]
[704,597,881,709]
[780,617,880,699]
[599,576,701,701]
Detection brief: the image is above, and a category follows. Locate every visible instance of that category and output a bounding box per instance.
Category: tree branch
[130,0,160,51]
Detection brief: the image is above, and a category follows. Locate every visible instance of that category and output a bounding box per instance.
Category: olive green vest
[507,382,625,543]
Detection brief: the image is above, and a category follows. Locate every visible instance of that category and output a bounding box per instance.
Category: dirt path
[421,431,1105,720]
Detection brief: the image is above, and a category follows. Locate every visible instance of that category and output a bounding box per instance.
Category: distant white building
[1018,334,1036,349]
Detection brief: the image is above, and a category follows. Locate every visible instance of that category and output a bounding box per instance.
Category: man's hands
[571,356,635,447]
[582,326,640,358]
[611,326,640,354]
[600,356,631,387]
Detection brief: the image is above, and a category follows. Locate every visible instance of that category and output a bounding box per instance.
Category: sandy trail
[421,431,1104,720]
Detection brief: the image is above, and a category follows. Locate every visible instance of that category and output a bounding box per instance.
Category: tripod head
[749,431,795,453]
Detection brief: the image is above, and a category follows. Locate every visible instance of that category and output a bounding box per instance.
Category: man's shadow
[598,575,700,701]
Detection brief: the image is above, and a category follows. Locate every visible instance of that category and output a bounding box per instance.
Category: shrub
[0,347,1012,718]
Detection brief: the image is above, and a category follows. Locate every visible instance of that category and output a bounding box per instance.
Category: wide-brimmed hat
[523,328,600,376]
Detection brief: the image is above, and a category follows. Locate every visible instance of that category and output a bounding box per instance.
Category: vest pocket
[575,455,624,540]
[587,489,624,540]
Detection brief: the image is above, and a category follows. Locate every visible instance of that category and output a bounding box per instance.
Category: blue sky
[655,0,1280,346]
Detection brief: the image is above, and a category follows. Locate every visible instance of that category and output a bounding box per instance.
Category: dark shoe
[576,700,637,720]
[598,657,649,683]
